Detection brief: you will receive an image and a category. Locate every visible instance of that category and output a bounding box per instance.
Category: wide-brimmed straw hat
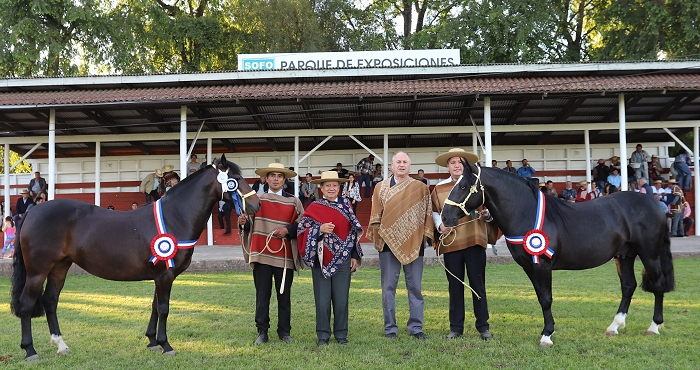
[312,171,349,185]
[435,148,479,167]
[255,163,297,178]
[653,179,663,184]
[668,179,677,184]
[538,182,546,187]
[578,180,589,186]
[610,156,620,161]
[161,164,175,172]
[21,189,29,194]
[155,169,163,177]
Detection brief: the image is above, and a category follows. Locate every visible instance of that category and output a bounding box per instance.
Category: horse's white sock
[606,312,627,335]
[50,334,71,354]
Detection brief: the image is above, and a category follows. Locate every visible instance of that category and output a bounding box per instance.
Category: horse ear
[220,153,228,168]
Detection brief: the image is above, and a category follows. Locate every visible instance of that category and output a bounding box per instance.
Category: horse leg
[606,257,636,335]
[19,275,47,360]
[145,292,161,351]
[154,274,177,355]
[522,263,555,347]
[645,292,665,335]
[44,260,73,355]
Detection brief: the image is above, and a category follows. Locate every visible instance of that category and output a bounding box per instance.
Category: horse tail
[641,224,675,293]
[10,220,46,318]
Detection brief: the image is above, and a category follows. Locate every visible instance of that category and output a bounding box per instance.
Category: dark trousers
[312,258,352,341]
[217,207,232,232]
[443,246,489,334]
[358,173,372,198]
[144,190,160,204]
[253,263,294,336]
[684,217,694,235]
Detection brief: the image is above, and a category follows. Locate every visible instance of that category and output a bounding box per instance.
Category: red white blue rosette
[150,233,179,269]
[522,229,554,264]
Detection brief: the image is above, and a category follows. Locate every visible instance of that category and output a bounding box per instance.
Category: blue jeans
[674,162,692,189]
[358,173,372,198]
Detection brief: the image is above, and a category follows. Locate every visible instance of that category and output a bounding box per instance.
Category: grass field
[0,258,699,369]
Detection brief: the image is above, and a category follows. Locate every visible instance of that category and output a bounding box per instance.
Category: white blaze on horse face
[50,334,71,355]
[605,312,627,335]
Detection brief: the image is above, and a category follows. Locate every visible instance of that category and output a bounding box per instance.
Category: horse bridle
[213,164,256,214]
[443,164,485,217]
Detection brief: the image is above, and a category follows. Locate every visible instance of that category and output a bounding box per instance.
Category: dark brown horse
[441,160,675,347]
[11,154,260,360]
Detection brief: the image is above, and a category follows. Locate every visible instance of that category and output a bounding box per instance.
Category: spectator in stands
[299,173,318,207]
[13,189,33,223]
[561,181,576,202]
[683,199,694,237]
[649,154,663,181]
[139,168,164,204]
[218,199,232,235]
[415,169,429,186]
[502,160,517,175]
[131,202,138,210]
[673,148,692,191]
[609,156,622,171]
[165,177,179,193]
[491,160,498,168]
[1,199,5,216]
[283,167,296,193]
[669,185,685,237]
[630,144,651,181]
[1,216,15,258]
[517,159,537,186]
[356,154,375,198]
[161,164,180,190]
[342,174,361,214]
[627,159,638,190]
[545,180,558,197]
[607,167,621,189]
[324,163,349,178]
[592,159,609,191]
[538,182,547,193]
[653,193,671,216]
[575,181,591,202]
[252,175,269,194]
[372,163,384,187]
[186,154,200,176]
[27,171,48,198]
[107,205,115,210]
[589,182,601,199]
[652,180,668,203]
[637,177,654,197]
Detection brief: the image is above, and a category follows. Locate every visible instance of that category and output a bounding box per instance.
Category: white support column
[95,141,101,206]
[619,94,628,191]
[484,97,492,167]
[695,126,699,236]
[294,136,299,197]
[383,134,388,179]
[207,137,213,245]
[48,109,56,200]
[180,106,188,179]
[472,133,477,159]
[3,143,9,217]
[584,129,592,187]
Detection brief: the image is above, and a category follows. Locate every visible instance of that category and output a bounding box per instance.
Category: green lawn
[1,259,699,369]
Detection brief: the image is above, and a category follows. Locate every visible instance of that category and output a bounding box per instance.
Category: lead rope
[436,218,483,300]
[240,227,289,294]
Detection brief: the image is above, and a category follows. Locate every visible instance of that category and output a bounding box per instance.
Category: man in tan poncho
[431,148,498,341]
[367,151,434,339]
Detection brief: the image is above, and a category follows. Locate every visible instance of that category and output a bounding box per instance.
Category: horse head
[213,154,260,214]
[441,158,484,227]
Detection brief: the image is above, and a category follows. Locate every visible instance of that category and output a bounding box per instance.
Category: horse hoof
[605,329,618,336]
[57,348,72,355]
[539,342,553,348]
[25,354,40,361]
[163,350,177,356]
[147,345,161,352]
[644,330,660,336]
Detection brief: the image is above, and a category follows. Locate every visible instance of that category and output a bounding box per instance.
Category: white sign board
[238,50,460,71]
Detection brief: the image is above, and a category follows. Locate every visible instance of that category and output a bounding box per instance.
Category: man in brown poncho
[367,151,434,339]
[431,148,498,341]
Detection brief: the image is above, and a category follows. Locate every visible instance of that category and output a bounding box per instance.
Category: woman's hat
[578,180,589,186]
[161,164,175,172]
[312,171,349,184]
[155,169,163,177]
[255,163,297,178]
[435,148,479,167]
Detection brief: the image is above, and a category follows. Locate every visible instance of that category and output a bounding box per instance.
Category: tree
[0,147,31,174]
[0,0,106,77]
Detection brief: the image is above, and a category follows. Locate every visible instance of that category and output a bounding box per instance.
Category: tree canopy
[0,0,698,76]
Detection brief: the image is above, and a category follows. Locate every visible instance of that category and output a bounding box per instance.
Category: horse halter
[214,164,256,214]
[443,164,485,216]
